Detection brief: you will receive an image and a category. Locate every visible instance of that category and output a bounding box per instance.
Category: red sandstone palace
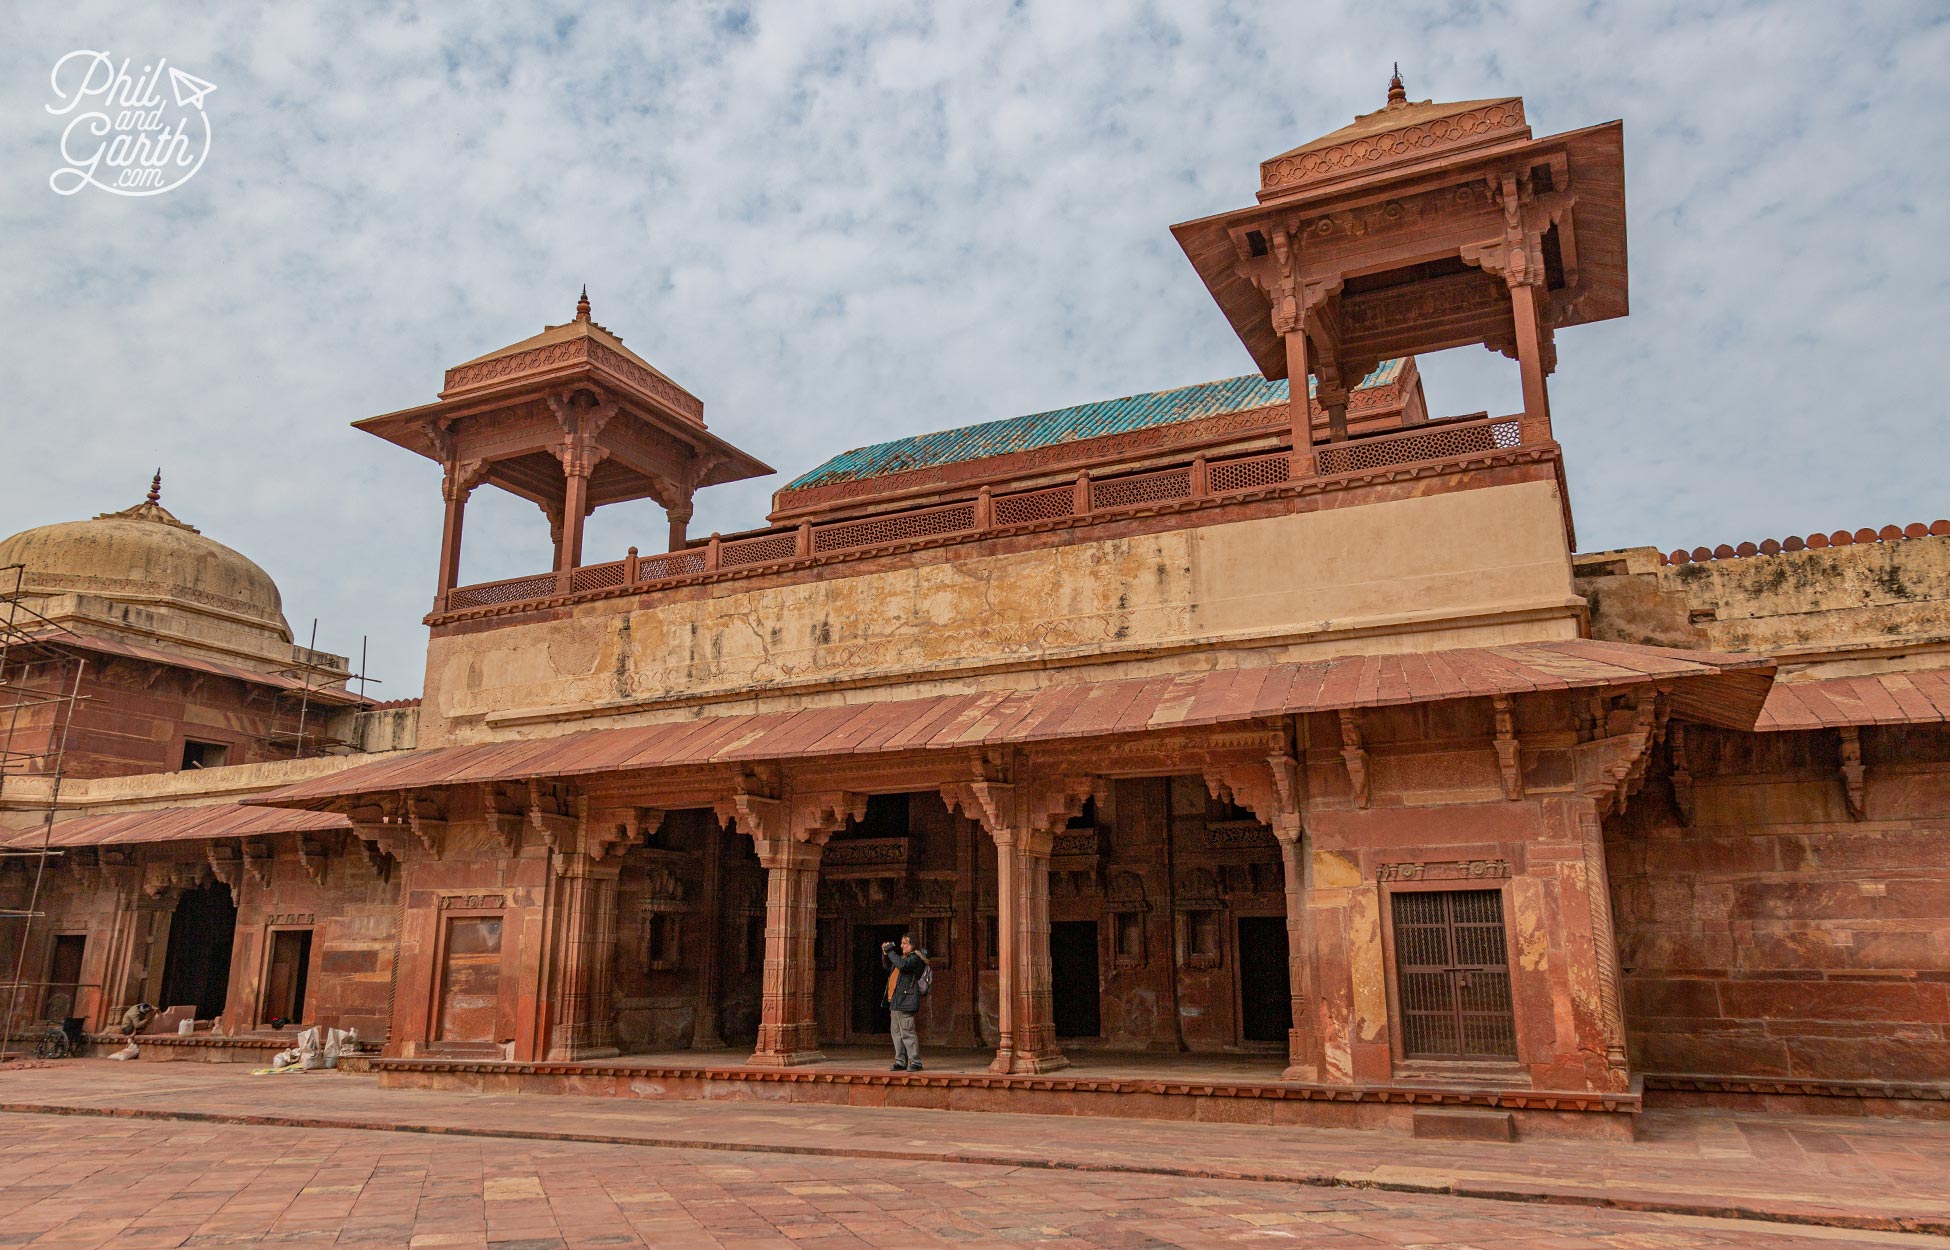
[4,75,1946,1138]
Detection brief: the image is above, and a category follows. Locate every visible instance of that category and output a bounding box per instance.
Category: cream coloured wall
[420,478,1582,746]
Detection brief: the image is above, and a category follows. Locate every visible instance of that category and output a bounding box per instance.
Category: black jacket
[882,947,927,1014]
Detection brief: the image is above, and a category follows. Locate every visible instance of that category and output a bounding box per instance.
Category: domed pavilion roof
[0,473,293,655]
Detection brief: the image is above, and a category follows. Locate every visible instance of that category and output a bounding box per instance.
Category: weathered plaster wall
[1578,534,1950,670]
[1610,724,1950,1084]
[421,479,1581,746]
[1296,698,1627,1095]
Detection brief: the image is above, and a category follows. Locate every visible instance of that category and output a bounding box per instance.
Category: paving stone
[1,1064,1948,1246]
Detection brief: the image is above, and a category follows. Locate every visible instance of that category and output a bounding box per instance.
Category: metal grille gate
[1391,888,1518,1060]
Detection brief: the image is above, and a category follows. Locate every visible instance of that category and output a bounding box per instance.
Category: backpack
[917,962,933,996]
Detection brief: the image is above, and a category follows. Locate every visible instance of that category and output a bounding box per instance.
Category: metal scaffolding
[0,563,89,1041]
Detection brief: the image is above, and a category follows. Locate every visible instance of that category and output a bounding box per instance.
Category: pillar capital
[714,782,865,856]
[1203,747,1305,844]
[941,765,1092,844]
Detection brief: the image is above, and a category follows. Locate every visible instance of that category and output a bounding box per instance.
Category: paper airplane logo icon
[168,67,216,110]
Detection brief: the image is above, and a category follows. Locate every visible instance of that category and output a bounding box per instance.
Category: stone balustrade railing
[440,413,1528,618]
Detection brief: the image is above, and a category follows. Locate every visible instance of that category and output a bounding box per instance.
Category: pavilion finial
[1387,63,1407,107]
[576,285,591,321]
[146,468,162,505]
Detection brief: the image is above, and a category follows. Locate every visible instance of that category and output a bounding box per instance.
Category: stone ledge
[367,1056,1641,1116]
[1646,1073,1950,1102]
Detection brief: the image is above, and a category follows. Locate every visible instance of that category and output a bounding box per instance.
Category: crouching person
[880,935,930,1071]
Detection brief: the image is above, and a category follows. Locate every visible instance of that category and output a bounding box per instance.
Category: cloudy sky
[2,2,1944,697]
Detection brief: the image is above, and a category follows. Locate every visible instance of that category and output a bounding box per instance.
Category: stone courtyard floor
[0,1062,1946,1248]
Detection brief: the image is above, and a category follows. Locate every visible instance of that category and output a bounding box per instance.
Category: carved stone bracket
[1204,746,1304,843]
[241,838,274,889]
[583,801,660,861]
[65,845,100,886]
[1492,694,1524,801]
[352,790,448,860]
[941,759,1095,844]
[714,775,865,854]
[205,843,241,902]
[1838,726,1866,821]
[295,835,327,887]
[1575,693,1669,818]
[1668,722,1695,827]
[484,784,523,857]
[1338,710,1370,809]
[349,834,391,880]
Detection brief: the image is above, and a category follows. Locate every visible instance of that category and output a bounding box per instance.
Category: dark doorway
[1049,920,1101,1038]
[850,924,906,1036]
[159,882,236,1018]
[44,934,85,1021]
[1236,916,1293,1043]
[1391,889,1519,1060]
[261,929,313,1025]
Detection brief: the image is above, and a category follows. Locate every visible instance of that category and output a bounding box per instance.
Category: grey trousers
[890,1009,920,1066]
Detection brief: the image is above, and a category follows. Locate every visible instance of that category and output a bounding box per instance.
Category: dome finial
[147,468,162,505]
[576,284,591,321]
[1387,62,1406,106]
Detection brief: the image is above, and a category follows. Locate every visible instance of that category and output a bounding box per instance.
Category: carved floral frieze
[1376,859,1510,882]
[1259,101,1527,195]
[438,893,507,910]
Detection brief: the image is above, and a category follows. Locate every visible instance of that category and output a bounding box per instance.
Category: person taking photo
[880,934,929,1071]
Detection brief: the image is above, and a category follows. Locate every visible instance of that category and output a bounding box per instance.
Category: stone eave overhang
[248,639,1773,813]
[355,373,773,492]
[1,802,351,849]
[1172,120,1627,381]
[17,626,368,706]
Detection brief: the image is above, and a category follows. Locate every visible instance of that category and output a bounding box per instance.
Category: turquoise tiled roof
[785,362,1402,492]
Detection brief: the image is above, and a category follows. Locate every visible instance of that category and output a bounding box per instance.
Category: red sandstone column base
[746,1048,826,1068]
[1006,1048,1070,1075]
[550,1042,621,1062]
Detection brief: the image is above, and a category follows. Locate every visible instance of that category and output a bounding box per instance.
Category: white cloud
[1,0,1944,695]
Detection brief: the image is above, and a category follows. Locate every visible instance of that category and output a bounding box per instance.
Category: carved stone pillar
[559,467,591,573]
[944,770,1090,1075]
[1573,798,1630,1088]
[665,495,694,554]
[1509,280,1553,442]
[691,818,728,1050]
[1318,385,1350,444]
[1281,324,1312,459]
[546,850,622,1061]
[545,391,616,573]
[717,785,862,1067]
[438,470,469,601]
[1569,698,1663,1092]
[1001,827,1066,1073]
[1274,830,1317,1081]
[1206,746,1312,1080]
[435,458,484,604]
[749,837,824,1066]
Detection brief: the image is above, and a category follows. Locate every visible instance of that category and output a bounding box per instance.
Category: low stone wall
[367,1057,1639,1141]
[82,1033,287,1064]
